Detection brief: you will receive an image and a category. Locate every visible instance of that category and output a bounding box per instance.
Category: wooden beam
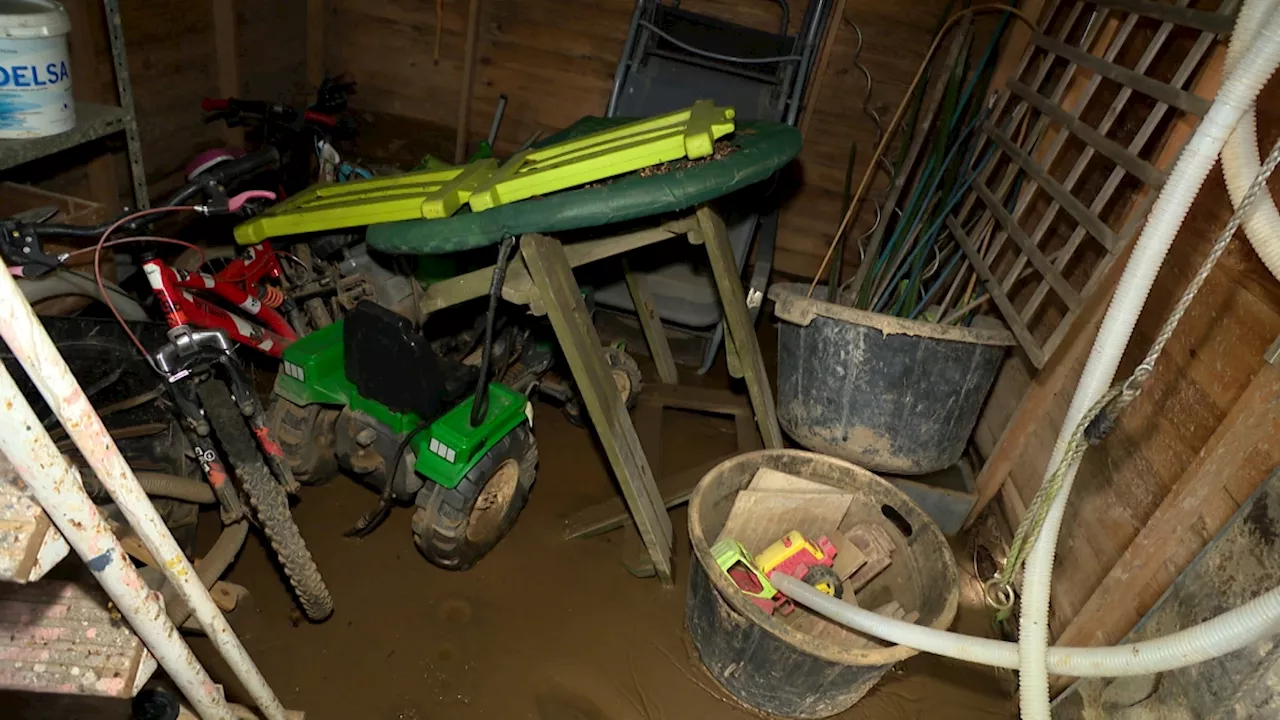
[963,43,1228,529]
[986,0,1048,96]
[624,262,679,385]
[797,0,846,139]
[521,233,674,583]
[694,206,784,449]
[307,0,326,87]
[455,0,483,164]
[211,0,243,147]
[1054,362,1280,652]
[65,1,119,209]
[963,263,1110,527]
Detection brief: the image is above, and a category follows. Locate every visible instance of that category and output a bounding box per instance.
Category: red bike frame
[142,241,297,358]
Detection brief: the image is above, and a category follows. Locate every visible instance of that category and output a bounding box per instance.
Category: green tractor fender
[274,320,532,490]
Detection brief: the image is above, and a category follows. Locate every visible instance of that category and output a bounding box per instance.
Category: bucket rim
[769,282,1017,347]
[688,448,961,667]
[0,0,71,39]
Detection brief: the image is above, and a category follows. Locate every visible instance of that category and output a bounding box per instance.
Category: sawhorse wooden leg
[521,233,675,584]
[693,206,784,449]
[623,259,680,386]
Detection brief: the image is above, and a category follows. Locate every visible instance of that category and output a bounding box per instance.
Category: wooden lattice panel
[948,0,1236,366]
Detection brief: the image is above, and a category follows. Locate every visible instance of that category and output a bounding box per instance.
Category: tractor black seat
[342,301,455,419]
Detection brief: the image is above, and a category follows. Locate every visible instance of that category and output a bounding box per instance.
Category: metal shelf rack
[0,0,148,208]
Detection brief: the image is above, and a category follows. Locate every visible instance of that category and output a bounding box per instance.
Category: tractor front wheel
[412,424,538,570]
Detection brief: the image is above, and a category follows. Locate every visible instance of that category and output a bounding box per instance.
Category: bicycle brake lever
[196,190,278,215]
[0,224,64,276]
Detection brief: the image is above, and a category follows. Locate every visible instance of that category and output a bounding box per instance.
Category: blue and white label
[0,37,74,138]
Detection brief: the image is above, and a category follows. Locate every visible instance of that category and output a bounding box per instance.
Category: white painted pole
[0,362,233,719]
[0,259,289,720]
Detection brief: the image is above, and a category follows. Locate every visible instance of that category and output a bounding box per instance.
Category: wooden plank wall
[322,0,973,277]
[971,79,1280,641]
[16,1,308,201]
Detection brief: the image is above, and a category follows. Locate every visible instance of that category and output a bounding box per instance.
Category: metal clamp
[983,576,1016,612]
[152,327,235,377]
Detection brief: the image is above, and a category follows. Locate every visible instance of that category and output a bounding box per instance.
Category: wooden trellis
[948,0,1237,367]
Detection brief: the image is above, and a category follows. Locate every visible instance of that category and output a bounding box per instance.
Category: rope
[985,135,1280,615]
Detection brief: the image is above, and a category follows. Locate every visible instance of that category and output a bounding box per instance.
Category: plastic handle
[227,190,277,213]
[303,109,337,128]
[202,97,232,112]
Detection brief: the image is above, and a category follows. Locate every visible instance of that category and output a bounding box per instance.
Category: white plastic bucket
[0,0,72,138]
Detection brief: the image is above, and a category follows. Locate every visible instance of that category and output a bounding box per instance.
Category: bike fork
[216,356,300,495]
[169,377,247,523]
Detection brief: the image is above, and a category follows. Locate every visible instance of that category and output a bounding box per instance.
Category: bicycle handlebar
[15,147,281,241]
[201,97,232,112]
[203,97,338,130]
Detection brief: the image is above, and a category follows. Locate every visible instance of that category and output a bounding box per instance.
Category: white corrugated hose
[764,5,1280,718]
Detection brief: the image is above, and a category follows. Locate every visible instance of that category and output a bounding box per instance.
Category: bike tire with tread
[198,379,333,621]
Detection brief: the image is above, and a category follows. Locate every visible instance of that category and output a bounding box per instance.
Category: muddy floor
[181,388,1014,720]
[0,316,1014,719]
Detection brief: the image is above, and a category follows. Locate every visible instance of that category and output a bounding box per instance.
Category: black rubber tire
[412,423,537,570]
[801,565,844,600]
[605,346,644,409]
[266,397,339,485]
[198,380,334,621]
[560,347,643,426]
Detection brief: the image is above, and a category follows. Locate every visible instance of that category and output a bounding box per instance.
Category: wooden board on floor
[715,490,853,553]
[563,455,732,540]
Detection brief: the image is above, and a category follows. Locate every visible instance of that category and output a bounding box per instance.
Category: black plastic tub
[686,450,959,718]
[769,283,1015,475]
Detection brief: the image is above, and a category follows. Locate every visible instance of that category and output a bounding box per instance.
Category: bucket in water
[686,450,960,717]
[0,0,72,139]
[770,283,1015,475]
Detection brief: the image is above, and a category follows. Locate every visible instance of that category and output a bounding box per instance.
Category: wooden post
[694,206,784,449]
[520,234,674,584]
[66,1,119,209]
[796,0,846,140]
[211,0,243,147]
[623,260,679,385]
[455,0,483,164]
[986,0,1048,95]
[1053,362,1280,652]
[307,0,326,87]
[963,269,1112,528]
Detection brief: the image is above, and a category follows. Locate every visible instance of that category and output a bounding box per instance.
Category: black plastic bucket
[686,449,959,718]
[769,283,1014,475]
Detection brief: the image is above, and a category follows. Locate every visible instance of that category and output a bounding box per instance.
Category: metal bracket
[152,327,235,377]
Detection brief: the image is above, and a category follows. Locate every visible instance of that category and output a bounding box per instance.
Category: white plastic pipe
[1017,8,1280,715]
[0,259,291,720]
[1222,0,1280,281]
[0,362,234,720]
[774,574,1280,676]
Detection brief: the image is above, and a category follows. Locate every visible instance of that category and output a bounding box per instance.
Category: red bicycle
[2,146,335,622]
[141,236,297,359]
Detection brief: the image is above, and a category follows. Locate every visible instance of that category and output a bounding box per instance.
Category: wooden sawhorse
[419,206,782,584]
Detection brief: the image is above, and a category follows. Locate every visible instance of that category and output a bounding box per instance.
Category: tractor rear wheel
[267,397,339,485]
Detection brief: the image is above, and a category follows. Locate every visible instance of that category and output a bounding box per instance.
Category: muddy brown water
[0,333,1013,719]
[182,399,1013,720]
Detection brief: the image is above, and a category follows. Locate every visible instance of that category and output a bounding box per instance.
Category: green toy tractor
[268,240,538,569]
